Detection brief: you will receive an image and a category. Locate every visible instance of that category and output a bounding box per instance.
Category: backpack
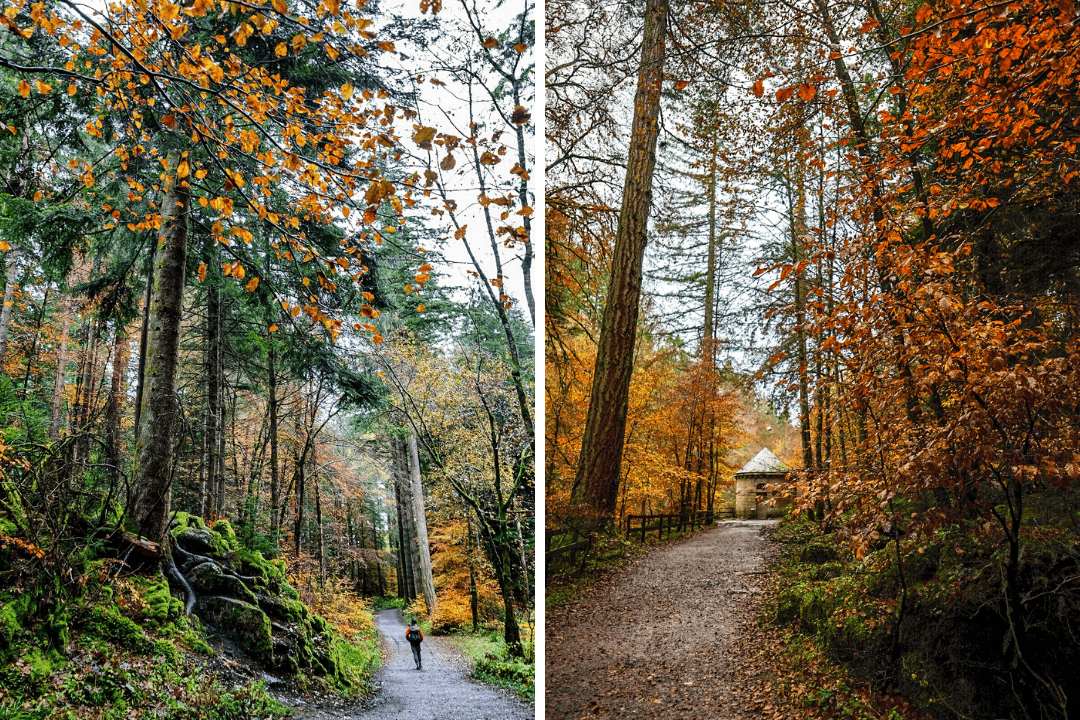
[407,627,421,645]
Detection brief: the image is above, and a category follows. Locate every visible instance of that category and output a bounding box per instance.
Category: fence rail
[545,526,593,566]
[623,507,734,542]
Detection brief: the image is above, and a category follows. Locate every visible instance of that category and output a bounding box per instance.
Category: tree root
[162,545,197,615]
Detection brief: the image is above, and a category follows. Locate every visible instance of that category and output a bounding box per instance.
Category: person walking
[406,618,424,670]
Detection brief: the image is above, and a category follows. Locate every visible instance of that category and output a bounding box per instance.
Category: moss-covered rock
[209,597,274,659]
[211,520,240,553]
[137,574,178,626]
[189,561,259,606]
[84,605,155,655]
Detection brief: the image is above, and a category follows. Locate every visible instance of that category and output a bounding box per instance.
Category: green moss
[280,583,300,601]
[211,520,240,552]
[170,511,205,533]
[238,549,284,583]
[325,633,379,695]
[219,601,273,658]
[151,638,179,663]
[137,575,174,626]
[83,606,154,655]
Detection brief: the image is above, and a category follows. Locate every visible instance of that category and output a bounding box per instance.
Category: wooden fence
[623,507,734,542]
[545,526,593,567]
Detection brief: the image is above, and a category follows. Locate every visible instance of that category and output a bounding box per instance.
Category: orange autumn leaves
[4,0,441,341]
[754,0,1080,553]
[546,331,741,525]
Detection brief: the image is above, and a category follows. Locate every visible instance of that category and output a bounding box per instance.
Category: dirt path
[546,520,779,720]
[286,609,533,720]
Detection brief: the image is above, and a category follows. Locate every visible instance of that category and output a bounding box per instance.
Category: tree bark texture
[408,433,437,613]
[575,0,668,513]
[130,172,189,543]
[50,295,73,440]
[0,247,21,373]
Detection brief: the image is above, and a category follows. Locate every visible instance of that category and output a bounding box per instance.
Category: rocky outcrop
[166,513,334,678]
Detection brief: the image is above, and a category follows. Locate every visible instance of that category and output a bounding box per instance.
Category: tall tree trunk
[133,260,153,445]
[106,327,129,485]
[467,509,480,632]
[50,295,73,440]
[268,337,281,540]
[130,169,189,543]
[575,0,668,513]
[205,280,224,517]
[703,138,720,363]
[0,247,20,374]
[408,433,437,613]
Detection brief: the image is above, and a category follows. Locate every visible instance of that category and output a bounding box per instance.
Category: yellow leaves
[376,40,395,52]
[222,262,246,280]
[275,41,288,57]
[67,84,77,96]
[364,178,395,206]
[160,2,180,21]
[337,257,349,269]
[245,276,260,292]
[454,224,467,240]
[775,87,795,102]
[416,304,426,312]
[17,80,29,98]
[673,80,690,90]
[272,0,288,12]
[482,37,499,48]
[0,241,8,251]
[268,324,279,332]
[513,42,527,53]
[34,80,52,95]
[479,151,499,165]
[413,126,437,150]
[291,33,306,53]
[177,160,190,179]
[341,82,354,100]
[510,106,530,125]
[797,83,817,101]
[198,263,207,282]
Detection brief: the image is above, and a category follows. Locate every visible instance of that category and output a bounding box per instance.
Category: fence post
[640,516,646,544]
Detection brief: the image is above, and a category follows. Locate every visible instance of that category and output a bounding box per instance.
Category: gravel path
[546,520,779,720]
[288,609,533,720]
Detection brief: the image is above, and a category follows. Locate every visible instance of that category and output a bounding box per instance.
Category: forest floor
[282,609,534,720]
[546,519,780,720]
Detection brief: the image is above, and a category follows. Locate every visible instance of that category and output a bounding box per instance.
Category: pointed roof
[735,447,788,475]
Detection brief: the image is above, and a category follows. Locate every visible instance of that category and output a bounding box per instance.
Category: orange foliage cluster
[546,330,742,527]
[426,519,501,631]
[288,561,375,639]
[768,0,1080,555]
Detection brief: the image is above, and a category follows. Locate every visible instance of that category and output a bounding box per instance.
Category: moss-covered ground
[758,513,1080,720]
[0,514,382,719]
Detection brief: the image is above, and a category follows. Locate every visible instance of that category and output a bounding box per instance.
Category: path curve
[332,609,533,720]
[546,520,778,720]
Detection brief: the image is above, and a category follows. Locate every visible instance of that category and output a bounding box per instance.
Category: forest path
[291,609,533,720]
[546,520,779,720]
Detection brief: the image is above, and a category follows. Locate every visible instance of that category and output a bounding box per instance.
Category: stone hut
[734,447,792,519]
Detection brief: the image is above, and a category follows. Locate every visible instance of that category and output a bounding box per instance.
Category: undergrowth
[448,631,534,701]
[762,513,1080,720]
